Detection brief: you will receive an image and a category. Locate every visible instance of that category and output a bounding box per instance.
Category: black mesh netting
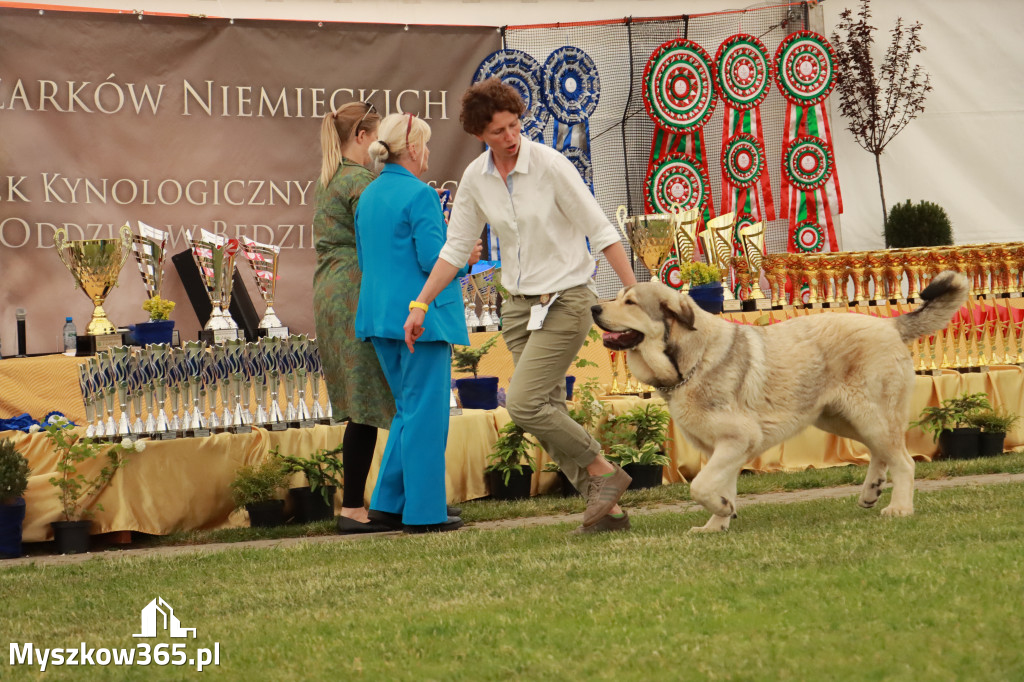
[504,2,814,297]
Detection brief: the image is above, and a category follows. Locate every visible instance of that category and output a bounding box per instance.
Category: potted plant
[912,391,992,460]
[548,376,609,497]
[680,262,725,315]
[452,332,502,410]
[229,458,290,528]
[0,438,30,559]
[41,418,140,554]
[967,409,1020,457]
[133,295,176,345]
[273,445,344,523]
[601,403,671,489]
[485,421,536,500]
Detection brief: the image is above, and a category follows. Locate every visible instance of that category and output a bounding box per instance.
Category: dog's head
[590,281,697,351]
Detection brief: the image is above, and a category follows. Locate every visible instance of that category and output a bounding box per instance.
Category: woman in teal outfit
[355,113,481,533]
[312,101,395,533]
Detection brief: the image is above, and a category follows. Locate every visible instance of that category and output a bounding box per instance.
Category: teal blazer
[354,164,470,345]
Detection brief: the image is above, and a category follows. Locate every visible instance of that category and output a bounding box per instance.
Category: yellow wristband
[409,300,429,312]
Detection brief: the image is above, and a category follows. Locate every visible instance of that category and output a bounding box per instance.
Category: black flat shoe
[367,509,404,530]
[336,516,394,535]
[403,516,465,534]
[447,505,462,517]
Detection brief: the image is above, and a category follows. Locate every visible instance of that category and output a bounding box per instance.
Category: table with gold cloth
[3,342,1023,543]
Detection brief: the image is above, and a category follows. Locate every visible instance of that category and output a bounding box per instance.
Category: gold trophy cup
[615,205,676,282]
[53,224,133,336]
[738,222,771,310]
[701,212,742,312]
[240,236,287,336]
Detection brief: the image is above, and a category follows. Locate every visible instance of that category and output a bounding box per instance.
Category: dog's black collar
[653,362,699,394]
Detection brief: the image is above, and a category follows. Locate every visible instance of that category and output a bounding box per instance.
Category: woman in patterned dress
[312,101,395,533]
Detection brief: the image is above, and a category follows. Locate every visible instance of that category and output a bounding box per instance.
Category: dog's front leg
[688,440,750,533]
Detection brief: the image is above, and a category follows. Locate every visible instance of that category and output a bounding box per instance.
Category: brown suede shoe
[582,464,631,527]
[572,511,631,534]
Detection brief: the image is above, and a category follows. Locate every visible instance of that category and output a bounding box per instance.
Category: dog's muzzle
[601,330,644,350]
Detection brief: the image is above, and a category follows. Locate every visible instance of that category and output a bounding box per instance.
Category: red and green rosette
[645,153,709,216]
[716,34,776,224]
[642,39,717,231]
[774,31,843,253]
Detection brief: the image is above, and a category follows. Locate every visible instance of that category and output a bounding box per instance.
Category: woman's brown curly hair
[459,78,526,135]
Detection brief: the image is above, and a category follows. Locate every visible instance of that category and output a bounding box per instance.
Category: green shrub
[679,261,723,286]
[912,392,992,441]
[272,445,344,506]
[967,409,1020,434]
[884,200,953,248]
[230,458,290,509]
[0,438,30,504]
[485,421,536,486]
[452,332,501,378]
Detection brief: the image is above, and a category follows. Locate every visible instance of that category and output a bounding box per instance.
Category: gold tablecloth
[3,352,1023,542]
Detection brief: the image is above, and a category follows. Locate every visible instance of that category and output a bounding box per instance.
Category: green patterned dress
[312,158,395,429]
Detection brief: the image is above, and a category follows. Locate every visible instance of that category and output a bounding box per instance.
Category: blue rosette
[540,46,600,125]
[473,48,549,142]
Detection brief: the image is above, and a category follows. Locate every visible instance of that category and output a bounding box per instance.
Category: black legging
[341,421,378,508]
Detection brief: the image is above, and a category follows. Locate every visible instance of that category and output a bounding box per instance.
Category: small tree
[831,0,932,231]
[452,333,501,378]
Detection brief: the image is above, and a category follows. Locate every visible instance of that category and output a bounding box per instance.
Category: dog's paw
[880,505,914,518]
[690,515,731,533]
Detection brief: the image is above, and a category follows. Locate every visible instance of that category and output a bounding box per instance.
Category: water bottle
[63,317,77,356]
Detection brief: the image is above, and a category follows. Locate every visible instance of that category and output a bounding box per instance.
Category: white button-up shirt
[438,136,621,296]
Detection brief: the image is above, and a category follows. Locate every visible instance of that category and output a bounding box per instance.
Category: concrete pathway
[5,472,1023,569]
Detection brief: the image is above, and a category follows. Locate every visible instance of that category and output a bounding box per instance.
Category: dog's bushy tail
[895,271,969,343]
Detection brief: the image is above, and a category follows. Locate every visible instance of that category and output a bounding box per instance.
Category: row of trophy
[615,206,770,312]
[77,335,332,441]
[764,243,1024,308]
[461,266,501,332]
[605,348,655,396]
[909,298,1024,373]
[52,222,287,348]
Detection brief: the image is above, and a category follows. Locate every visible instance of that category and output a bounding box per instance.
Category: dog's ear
[660,292,695,331]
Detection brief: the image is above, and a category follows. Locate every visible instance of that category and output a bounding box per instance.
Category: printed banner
[0,8,498,352]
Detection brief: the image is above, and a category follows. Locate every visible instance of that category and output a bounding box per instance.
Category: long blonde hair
[367,112,431,166]
[319,102,380,187]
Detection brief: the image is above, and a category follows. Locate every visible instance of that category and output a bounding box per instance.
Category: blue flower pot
[455,376,499,410]
[688,283,724,315]
[0,497,26,559]
[565,375,576,401]
[131,320,175,346]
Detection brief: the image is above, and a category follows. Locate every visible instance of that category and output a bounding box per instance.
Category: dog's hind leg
[857,431,915,517]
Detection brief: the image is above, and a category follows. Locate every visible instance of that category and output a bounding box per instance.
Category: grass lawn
[4,480,1024,681]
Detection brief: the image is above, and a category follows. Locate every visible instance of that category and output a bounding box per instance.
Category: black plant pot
[51,519,92,555]
[455,376,500,410]
[0,497,27,559]
[623,463,665,490]
[289,486,337,524]
[246,499,286,528]
[488,469,533,501]
[937,427,981,460]
[556,470,582,497]
[978,432,1007,458]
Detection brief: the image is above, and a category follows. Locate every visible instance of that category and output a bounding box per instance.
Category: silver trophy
[279,337,299,424]
[470,268,495,328]
[98,353,118,437]
[77,363,99,439]
[128,350,146,435]
[240,236,288,336]
[247,341,270,426]
[259,336,287,429]
[201,348,222,431]
[167,347,186,433]
[182,341,210,437]
[132,221,168,299]
[104,346,133,438]
[186,228,240,340]
[212,344,233,428]
[85,357,111,439]
[289,335,314,428]
[305,338,329,423]
[222,339,251,433]
[144,344,174,438]
[461,275,480,329]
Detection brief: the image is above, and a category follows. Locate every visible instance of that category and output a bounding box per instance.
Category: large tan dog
[591,271,969,532]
